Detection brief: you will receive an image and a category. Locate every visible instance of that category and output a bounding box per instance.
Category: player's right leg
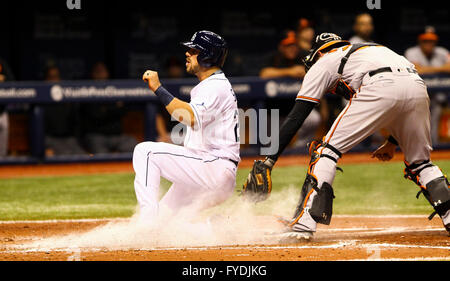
[387,81,450,234]
[132,142,161,225]
[159,180,234,221]
[132,141,236,225]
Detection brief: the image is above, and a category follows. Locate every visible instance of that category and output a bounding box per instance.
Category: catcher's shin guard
[420,177,450,220]
[289,140,339,226]
[310,182,335,224]
[404,161,450,220]
[290,174,335,226]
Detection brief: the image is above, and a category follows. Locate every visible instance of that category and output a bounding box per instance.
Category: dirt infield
[2,150,450,179]
[0,216,448,261]
[1,151,449,260]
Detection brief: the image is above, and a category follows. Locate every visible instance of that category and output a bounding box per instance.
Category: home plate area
[0,215,448,261]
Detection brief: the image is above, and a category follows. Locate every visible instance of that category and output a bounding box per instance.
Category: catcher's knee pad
[403,159,434,186]
[290,174,335,226]
[307,140,342,165]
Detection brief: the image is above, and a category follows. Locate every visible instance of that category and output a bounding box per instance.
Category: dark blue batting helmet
[181,30,228,68]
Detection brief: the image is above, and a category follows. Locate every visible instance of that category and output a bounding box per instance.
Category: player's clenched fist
[142,70,162,92]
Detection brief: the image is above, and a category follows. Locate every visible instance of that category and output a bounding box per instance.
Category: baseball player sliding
[243,33,450,240]
[134,30,240,225]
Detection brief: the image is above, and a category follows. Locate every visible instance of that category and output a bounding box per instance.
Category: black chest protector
[330,43,379,100]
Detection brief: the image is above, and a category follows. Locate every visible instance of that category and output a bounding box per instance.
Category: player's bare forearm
[165,98,195,127]
[259,67,291,78]
[259,65,305,79]
[437,63,450,74]
[414,63,450,74]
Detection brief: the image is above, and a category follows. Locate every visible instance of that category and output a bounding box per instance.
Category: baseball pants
[132,141,237,225]
[295,71,449,232]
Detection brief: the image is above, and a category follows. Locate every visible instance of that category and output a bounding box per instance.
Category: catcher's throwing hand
[142,70,162,92]
[241,158,274,203]
[371,140,396,161]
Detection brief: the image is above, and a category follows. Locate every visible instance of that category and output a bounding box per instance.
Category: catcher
[242,33,450,239]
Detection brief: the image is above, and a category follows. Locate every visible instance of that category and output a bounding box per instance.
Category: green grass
[1,160,449,220]
[0,173,139,220]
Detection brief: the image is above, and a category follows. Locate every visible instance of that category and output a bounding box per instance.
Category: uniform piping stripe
[144,151,220,187]
[325,97,353,143]
[289,189,314,226]
[145,155,149,187]
[204,157,220,163]
[153,151,203,160]
[151,151,221,163]
[145,151,153,187]
[296,96,320,103]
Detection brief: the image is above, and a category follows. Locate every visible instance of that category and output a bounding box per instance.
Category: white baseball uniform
[133,72,240,224]
[293,45,449,231]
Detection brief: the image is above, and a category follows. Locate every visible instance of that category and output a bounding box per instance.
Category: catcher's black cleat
[445,223,450,236]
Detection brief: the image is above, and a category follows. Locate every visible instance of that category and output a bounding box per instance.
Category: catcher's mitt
[241,159,273,203]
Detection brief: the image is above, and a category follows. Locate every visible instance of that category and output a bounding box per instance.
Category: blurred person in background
[259,30,306,79]
[295,19,334,140]
[164,56,185,79]
[0,57,15,157]
[296,20,336,140]
[155,110,172,143]
[349,13,384,148]
[43,65,86,156]
[296,18,315,58]
[155,57,187,144]
[81,62,138,154]
[260,29,322,150]
[405,26,450,74]
[348,13,374,44]
[90,61,110,80]
[405,26,450,145]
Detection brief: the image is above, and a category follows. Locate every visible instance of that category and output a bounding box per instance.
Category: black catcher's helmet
[303,33,350,72]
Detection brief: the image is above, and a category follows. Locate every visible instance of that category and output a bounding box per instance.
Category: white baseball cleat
[277,231,314,243]
[269,215,316,243]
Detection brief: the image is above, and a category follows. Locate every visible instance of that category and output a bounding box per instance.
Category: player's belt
[368,66,418,77]
[229,159,239,167]
[221,158,238,167]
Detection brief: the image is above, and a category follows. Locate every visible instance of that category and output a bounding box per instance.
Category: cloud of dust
[16,185,302,252]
